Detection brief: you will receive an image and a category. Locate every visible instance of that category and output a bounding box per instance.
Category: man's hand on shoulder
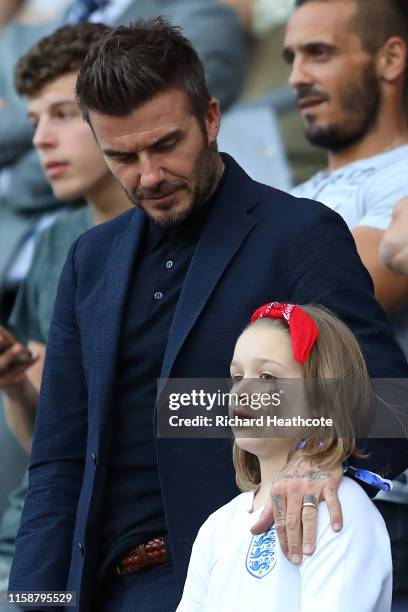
[251,457,343,564]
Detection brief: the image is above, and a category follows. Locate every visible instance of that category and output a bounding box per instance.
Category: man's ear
[204,98,221,144]
[377,36,407,83]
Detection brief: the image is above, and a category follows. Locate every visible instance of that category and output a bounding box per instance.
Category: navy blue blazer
[10,156,408,611]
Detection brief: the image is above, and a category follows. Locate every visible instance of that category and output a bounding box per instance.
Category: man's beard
[119,140,220,228]
[301,61,382,153]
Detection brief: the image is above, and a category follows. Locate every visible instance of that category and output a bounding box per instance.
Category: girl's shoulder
[299,476,392,611]
[318,476,388,544]
[336,476,383,519]
[197,491,254,538]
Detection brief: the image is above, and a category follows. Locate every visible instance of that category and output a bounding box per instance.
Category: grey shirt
[9,206,93,344]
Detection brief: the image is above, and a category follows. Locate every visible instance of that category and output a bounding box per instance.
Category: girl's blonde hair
[233,304,373,492]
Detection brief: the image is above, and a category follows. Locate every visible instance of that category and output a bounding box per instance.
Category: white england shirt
[177,478,392,612]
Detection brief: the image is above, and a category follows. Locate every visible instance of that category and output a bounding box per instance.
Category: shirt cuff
[343,461,393,492]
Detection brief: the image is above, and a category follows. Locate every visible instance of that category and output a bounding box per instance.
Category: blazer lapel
[161,157,259,378]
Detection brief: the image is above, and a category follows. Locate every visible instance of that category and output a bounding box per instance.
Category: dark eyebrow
[27,99,77,121]
[303,41,336,54]
[150,129,184,148]
[283,41,336,63]
[102,128,184,158]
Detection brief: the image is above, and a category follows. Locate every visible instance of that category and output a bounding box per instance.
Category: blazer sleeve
[9,237,88,593]
[287,201,408,483]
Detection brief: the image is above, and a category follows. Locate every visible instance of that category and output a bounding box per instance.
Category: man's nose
[139,155,164,189]
[288,56,312,90]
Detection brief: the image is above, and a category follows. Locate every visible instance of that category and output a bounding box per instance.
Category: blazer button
[78,542,85,556]
[91,452,97,466]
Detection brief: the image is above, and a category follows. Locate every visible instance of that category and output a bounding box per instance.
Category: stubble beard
[118,141,221,228]
[303,61,382,153]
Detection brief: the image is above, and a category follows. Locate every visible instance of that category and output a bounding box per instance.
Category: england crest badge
[246,526,277,579]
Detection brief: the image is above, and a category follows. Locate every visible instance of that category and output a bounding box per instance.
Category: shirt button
[154,291,163,300]
[91,452,97,466]
[78,542,85,556]
[165,260,173,269]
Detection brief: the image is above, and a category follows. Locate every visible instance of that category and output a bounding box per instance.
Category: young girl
[177,302,392,612]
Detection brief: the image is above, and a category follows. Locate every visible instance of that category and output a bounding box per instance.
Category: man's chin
[136,195,192,226]
[304,123,339,149]
[303,116,326,137]
[143,203,193,228]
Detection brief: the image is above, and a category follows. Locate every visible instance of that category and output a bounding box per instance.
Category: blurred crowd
[1,0,408,610]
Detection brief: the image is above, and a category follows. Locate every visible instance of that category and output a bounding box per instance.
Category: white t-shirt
[291,147,408,505]
[291,145,408,232]
[291,146,408,360]
[177,478,392,612]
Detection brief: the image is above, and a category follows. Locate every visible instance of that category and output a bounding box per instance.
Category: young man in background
[0,22,131,597]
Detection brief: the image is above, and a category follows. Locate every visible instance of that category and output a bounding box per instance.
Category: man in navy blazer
[10,18,408,612]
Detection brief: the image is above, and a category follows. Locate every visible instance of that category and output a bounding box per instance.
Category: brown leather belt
[115,536,169,575]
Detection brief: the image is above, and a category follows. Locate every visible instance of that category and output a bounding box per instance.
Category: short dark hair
[294,0,408,55]
[15,22,110,97]
[75,17,211,125]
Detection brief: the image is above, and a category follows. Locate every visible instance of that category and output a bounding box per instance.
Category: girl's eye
[231,374,243,382]
[260,373,275,381]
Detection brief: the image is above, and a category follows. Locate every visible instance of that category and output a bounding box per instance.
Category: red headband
[250,302,318,364]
